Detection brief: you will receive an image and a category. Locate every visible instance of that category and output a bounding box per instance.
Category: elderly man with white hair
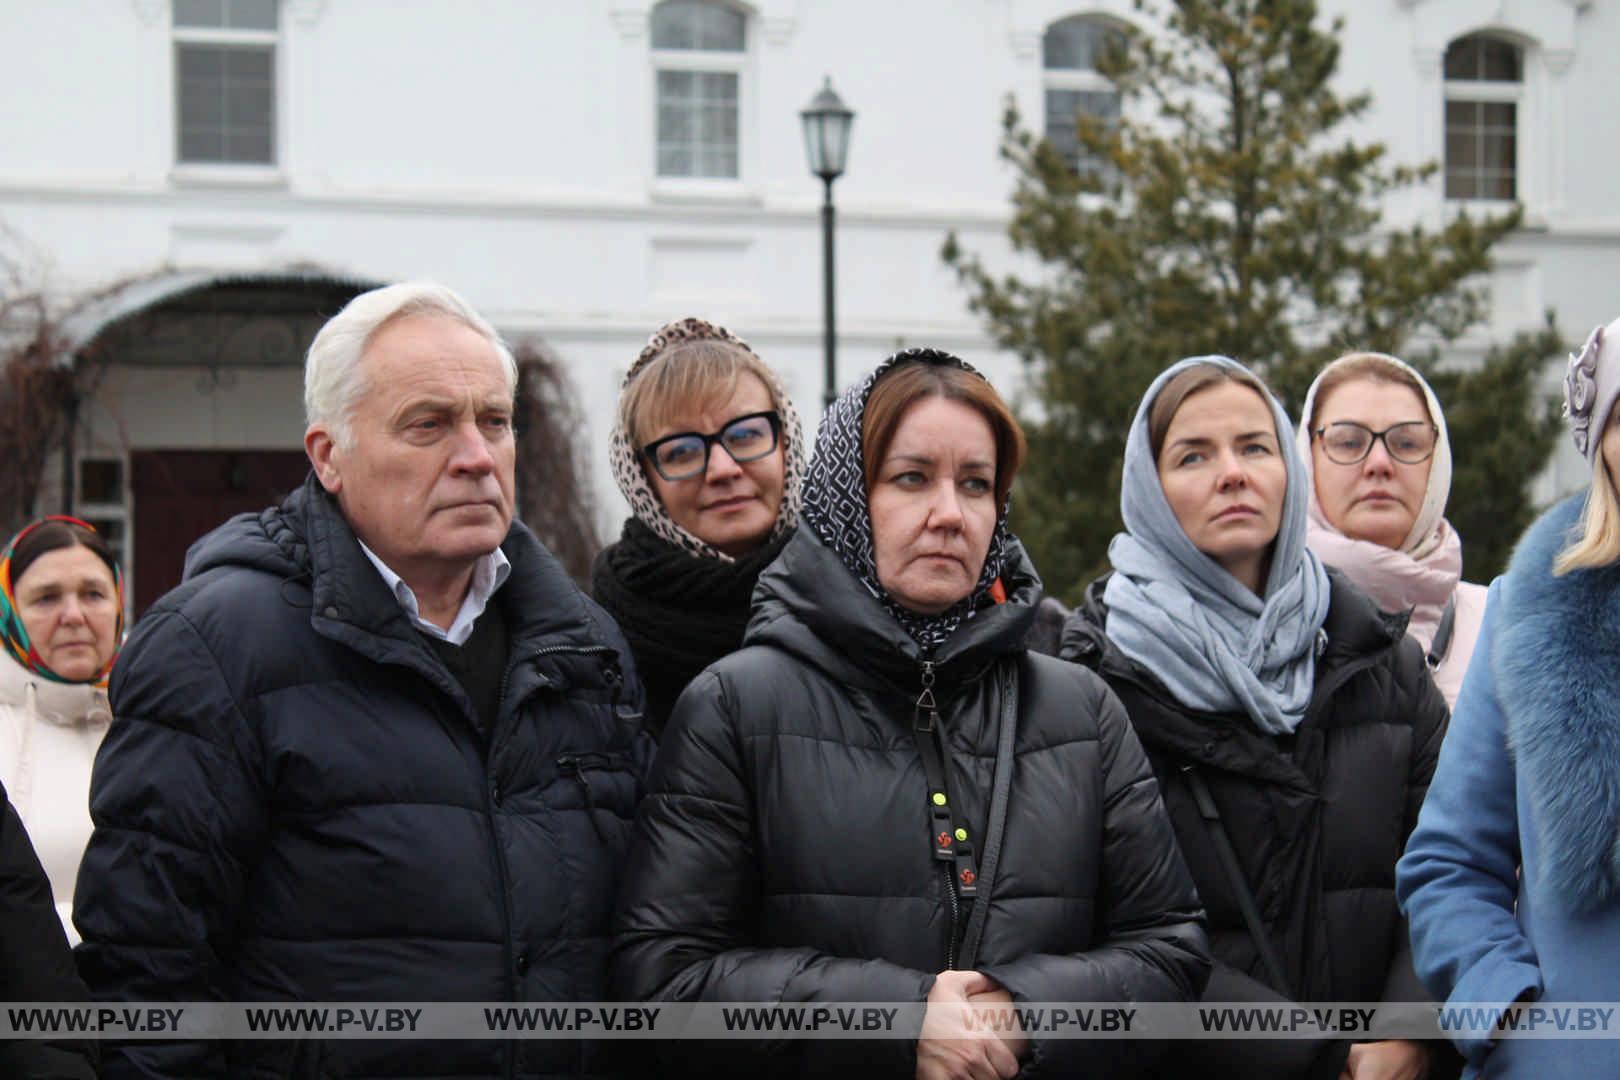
[74,282,651,1079]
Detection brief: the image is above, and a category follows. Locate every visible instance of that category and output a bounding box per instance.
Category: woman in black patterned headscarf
[591,318,805,735]
[613,350,1207,1080]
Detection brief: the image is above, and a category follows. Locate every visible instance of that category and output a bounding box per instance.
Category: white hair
[304,281,518,448]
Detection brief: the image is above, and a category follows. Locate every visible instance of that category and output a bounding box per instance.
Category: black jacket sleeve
[610,670,933,1076]
[73,609,270,1080]
[0,781,98,1080]
[977,680,1211,1077]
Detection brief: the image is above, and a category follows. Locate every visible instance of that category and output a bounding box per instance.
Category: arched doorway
[65,272,378,616]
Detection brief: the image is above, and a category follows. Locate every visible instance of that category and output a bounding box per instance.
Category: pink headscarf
[1295,353,1459,649]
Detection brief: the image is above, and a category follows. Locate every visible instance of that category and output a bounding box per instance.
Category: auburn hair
[861,361,1026,507]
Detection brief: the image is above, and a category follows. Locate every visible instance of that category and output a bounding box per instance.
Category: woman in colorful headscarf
[1298,352,1487,707]
[1060,357,1451,1079]
[0,516,122,944]
[592,317,805,736]
[613,349,1207,1079]
[1398,316,1620,1079]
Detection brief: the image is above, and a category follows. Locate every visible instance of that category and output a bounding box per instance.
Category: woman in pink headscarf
[1297,352,1486,706]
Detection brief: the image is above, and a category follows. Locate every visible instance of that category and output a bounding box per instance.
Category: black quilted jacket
[74,476,653,1080]
[1061,571,1451,1079]
[611,528,1210,1078]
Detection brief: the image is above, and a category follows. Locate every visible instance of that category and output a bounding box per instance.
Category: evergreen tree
[944,0,1561,602]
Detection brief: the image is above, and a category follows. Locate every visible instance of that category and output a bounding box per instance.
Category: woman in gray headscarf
[1061,356,1452,1080]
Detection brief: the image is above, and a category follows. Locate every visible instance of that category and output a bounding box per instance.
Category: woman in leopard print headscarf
[591,318,805,736]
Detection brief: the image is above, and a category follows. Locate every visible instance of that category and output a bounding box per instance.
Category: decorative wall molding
[284,0,330,27]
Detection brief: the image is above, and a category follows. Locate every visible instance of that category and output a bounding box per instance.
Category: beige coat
[1431,579,1488,710]
[0,652,112,944]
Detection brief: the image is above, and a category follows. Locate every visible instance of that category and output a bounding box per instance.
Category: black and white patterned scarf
[801,348,1012,653]
[608,317,806,562]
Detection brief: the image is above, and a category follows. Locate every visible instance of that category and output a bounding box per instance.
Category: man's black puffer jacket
[611,528,1210,1078]
[1060,570,1451,1079]
[75,476,652,1080]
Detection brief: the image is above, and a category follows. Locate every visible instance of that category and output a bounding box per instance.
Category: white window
[173,0,278,166]
[651,1,745,179]
[1443,33,1522,201]
[1043,15,1123,176]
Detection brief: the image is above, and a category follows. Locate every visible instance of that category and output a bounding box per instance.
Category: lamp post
[800,77,854,412]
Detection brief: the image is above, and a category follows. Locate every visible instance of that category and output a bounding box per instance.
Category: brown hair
[1147,363,1277,460]
[9,520,118,589]
[861,361,1027,507]
[620,338,785,449]
[1305,352,1431,434]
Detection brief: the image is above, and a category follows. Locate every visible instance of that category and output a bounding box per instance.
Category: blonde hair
[1554,455,1620,574]
[620,338,783,448]
[1305,352,1431,432]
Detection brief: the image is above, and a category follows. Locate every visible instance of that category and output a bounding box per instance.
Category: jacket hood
[0,649,110,726]
[184,483,313,584]
[745,526,1042,697]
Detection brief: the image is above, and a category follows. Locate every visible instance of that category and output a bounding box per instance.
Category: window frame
[1442,33,1525,205]
[170,1,284,184]
[1041,14,1125,179]
[649,0,752,195]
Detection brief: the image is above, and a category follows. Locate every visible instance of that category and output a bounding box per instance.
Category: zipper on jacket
[915,660,939,731]
[558,753,612,844]
[480,766,520,1080]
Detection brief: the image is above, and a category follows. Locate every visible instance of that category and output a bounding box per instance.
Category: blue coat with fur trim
[1398,494,1620,1078]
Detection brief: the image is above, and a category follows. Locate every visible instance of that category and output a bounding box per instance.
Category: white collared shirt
[357,541,511,646]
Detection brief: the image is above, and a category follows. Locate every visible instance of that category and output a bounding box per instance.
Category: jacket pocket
[556,751,642,841]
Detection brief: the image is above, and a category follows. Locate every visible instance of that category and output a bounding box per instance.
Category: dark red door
[131,450,310,616]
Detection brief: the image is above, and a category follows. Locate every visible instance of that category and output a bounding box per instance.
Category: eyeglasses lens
[653,436,706,478]
[720,416,776,463]
[1385,424,1435,462]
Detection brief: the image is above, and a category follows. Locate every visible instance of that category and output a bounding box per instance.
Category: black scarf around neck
[591,517,790,736]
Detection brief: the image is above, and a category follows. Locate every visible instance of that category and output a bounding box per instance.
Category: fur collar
[1496,494,1620,912]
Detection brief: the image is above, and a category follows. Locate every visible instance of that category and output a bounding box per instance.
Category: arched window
[1443,33,1522,200]
[1042,15,1123,175]
[651,1,746,179]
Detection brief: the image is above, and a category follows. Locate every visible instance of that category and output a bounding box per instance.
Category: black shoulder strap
[1182,765,1293,998]
[958,664,1019,970]
[1426,595,1458,670]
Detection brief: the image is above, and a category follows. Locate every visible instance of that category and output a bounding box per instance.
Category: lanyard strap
[913,672,979,899]
[1183,764,1293,997]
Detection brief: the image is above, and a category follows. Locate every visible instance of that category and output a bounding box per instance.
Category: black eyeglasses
[642,411,782,482]
[1314,421,1438,466]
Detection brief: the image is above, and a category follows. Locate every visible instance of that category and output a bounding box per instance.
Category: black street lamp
[800,77,855,411]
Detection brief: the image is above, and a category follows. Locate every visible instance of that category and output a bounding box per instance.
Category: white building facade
[0,0,1614,610]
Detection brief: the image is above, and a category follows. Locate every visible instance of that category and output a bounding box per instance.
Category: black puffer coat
[1061,570,1449,1078]
[75,477,652,1080]
[1,780,96,1080]
[611,528,1210,1078]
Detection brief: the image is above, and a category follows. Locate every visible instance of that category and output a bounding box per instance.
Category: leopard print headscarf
[609,317,806,562]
